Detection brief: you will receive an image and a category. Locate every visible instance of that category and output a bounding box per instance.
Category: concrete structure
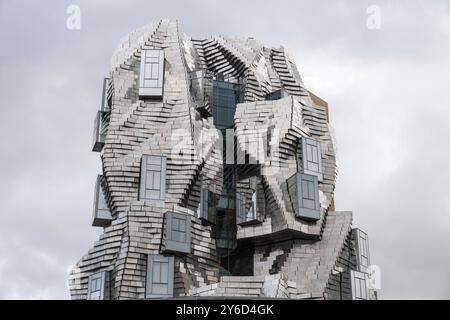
[68,19,377,300]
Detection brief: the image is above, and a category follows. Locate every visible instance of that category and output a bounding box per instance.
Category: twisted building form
[69,19,376,300]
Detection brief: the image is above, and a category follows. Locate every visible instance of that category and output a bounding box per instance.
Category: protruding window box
[212,79,244,129]
[300,137,323,181]
[146,255,174,299]
[92,110,109,152]
[350,270,369,300]
[92,175,112,227]
[162,212,192,254]
[139,49,165,98]
[101,77,113,112]
[189,70,214,117]
[87,271,110,300]
[352,228,370,272]
[139,155,167,201]
[287,172,320,221]
[199,189,216,225]
[265,88,289,101]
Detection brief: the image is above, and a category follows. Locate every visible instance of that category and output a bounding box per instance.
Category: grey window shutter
[139,49,164,97]
[146,255,174,298]
[140,155,166,201]
[249,192,257,220]
[296,173,320,220]
[265,89,289,101]
[236,192,245,224]
[351,270,369,300]
[164,212,191,254]
[101,78,112,112]
[353,229,370,272]
[87,271,106,300]
[92,175,112,227]
[301,137,323,180]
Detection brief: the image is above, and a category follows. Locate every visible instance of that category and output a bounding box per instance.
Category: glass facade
[212,80,244,129]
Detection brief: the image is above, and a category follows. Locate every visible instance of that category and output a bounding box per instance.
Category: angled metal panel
[101,78,111,112]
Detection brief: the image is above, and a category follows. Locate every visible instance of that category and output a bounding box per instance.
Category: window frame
[92,175,112,227]
[87,271,108,300]
[353,228,371,272]
[146,254,174,298]
[287,172,321,221]
[301,137,323,181]
[236,192,246,225]
[164,212,192,254]
[351,270,369,300]
[92,110,109,152]
[297,173,320,220]
[139,155,167,201]
[139,49,165,98]
[199,188,216,224]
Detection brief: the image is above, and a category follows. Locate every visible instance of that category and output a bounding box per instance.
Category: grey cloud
[0,0,449,299]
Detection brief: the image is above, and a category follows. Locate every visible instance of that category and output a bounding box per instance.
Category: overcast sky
[0,0,449,299]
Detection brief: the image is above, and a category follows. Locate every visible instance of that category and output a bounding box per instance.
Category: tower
[69,19,376,300]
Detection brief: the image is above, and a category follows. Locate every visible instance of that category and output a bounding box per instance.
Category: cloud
[0,0,449,299]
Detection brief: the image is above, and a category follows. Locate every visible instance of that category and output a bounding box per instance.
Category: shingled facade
[68,19,376,300]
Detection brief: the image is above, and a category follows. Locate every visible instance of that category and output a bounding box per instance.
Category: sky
[0,0,449,299]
